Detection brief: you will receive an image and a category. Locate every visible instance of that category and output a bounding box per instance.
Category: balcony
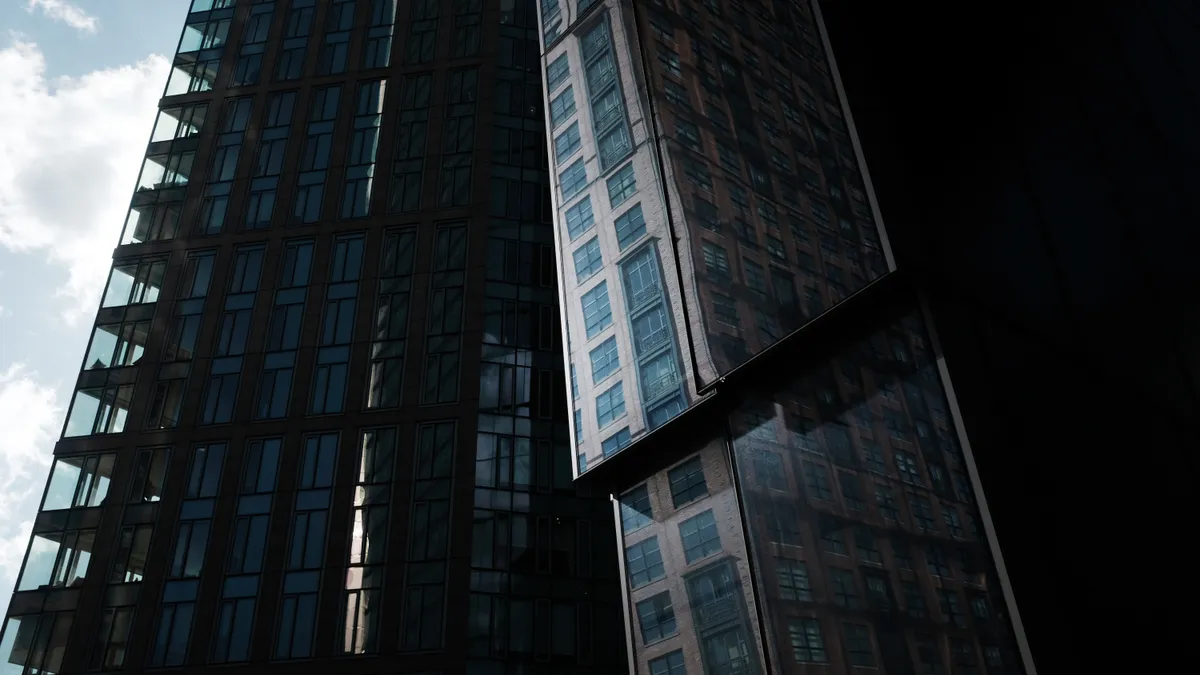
[642,369,678,402]
[693,596,739,629]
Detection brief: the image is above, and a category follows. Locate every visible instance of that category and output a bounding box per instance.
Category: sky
[0,0,191,611]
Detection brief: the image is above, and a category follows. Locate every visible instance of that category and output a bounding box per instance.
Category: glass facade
[3,1,625,673]
[541,0,890,474]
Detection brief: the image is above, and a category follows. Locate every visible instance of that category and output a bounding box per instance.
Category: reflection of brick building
[729,318,1022,674]
[637,0,888,379]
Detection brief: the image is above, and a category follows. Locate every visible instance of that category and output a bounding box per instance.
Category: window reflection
[42,453,115,510]
[0,612,74,675]
[150,104,207,143]
[101,258,166,308]
[137,150,195,191]
[84,321,150,370]
[17,529,96,591]
[122,202,182,245]
[178,17,230,54]
[64,385,134,437]
[729,315,1025,674]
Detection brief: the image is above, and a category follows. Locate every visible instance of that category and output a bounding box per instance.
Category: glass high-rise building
[1,1,627,673]
[5,1,1197,675]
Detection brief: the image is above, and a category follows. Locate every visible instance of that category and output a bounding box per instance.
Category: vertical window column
[317,0,354,75]
[363,0,397,68]
[276,433,339,659]
[310,234,364,415]
[580,18,632,170]
[422,223,467,404]
[367,228,416,409]
[256,239,314,419]
[388,73,432,213]
[438,69,477,207]
[148,443,226,667]
[342,80,387,219]
[407,0,439,64]
[246,91,297,230]
[212,438,282,663]
[275,0,314,81]
[292,86,341,225]
[199,98,252,236]
[231,1,273,86]
[622,245,686,429]
[400,421,455,651]
[339,427,395,654]
[203,245,265,424]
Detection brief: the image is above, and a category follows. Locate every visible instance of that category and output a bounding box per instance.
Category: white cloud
[25,0,100,34]
[0,363,60,510]
[0,39,169,323]
[0,364,60,587]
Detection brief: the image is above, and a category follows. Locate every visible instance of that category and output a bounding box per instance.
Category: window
[675,117,701,150]
[916,634,945,674]
[614,204,646,250]
[650,650,687,675]
[595,381,625,427]
[895,450,922,484]
[102,258,166,307]
[573,237,603,281]
[743,258,767,296]
[589,336,620,382]
[830,568,858,608]
[602,427,632,456]
[804,462,833,501]
[789,618,827,663]
[668,457,707,507]
[607,162,636,207]
[554,122,582,164]
[620,485,653,533]
[566,195,595,240]
[42,453,116,510]
[92,606,134,669]
[971,595,990,619]
[559,159,588,199]
[952,639,981,675]
[910,491,936,531]
[624,536,665,588]
[944,505,964,537]
[702,241,730,280]
[3,612,74,673]
[581,281,612,338]
[712,292,739,327]
[904,581,927,618]
[550,86,576,128]
[546,52,570,90]
[777,559,813,601]
[836,524,870,563]
[844,623,876,667]
[839,471,866,510]
[939,590,966,627]
[17,527,96,591]
[927,544,952,578]
[64,385,134,437]
[679,510,721,563]
[658,45,681,77]
[636,592,677,644]
[820,517,846,555]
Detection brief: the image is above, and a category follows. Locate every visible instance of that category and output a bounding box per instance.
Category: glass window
[546,52,569,90]
[549,86,575,128]
[679,509,721,563]
[788,618,827,663]
[42,453,115,510]
[614,203,646,250]
[602,427,632,456]
[649,650,686,675]
[624,536,664,588]
[589,336,620,382]
[84,321,150,370]
[17,529,97,591]
[129,447,170,503]
[2,612,74,674]
[554,121,582,164]
[595,381,625,428]
[777,559,812,601]
[636,591,677,644]
[566,195,594,240]
[581,281,612,338]
[573,237,603,281]
[102,259,167,307]
[607,162,636,207]
[559,159,588,199]
[668,457,707,508]
[620,484,653,532]
[111,524,154,583]
[64,385,134,437]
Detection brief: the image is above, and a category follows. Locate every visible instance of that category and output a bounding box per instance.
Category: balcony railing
[692,596,738,628]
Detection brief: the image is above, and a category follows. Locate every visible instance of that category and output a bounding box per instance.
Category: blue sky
[0,0,191,607]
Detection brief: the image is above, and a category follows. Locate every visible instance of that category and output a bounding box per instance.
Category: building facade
[537,1,1032,675]
[1,1,627,674]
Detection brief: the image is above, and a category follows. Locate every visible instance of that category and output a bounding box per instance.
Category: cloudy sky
[0,0,190,610]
